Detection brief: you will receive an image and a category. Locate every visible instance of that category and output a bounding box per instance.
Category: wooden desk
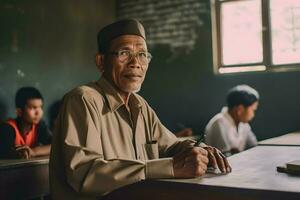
[105,146,300,200]
[259,132,300,146]
[0,157,49,199]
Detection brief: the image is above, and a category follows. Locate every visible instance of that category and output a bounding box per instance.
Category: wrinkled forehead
[108,35,147,51]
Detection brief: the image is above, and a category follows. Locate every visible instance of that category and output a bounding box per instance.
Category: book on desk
[277,159,300,175]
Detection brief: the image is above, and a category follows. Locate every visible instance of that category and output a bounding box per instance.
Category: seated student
[205,85,258,155]
[0,87,52,159]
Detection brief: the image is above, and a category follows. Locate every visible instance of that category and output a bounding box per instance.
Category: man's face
[103,35,149,94]
[22,99,43,124]
[238,101,258,123]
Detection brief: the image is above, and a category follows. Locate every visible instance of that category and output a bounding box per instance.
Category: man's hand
[204,146,231,173]
[173,147,209,178]
[14,145,36,159]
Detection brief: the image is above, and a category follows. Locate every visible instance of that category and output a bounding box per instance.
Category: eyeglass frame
[109,50,152,65]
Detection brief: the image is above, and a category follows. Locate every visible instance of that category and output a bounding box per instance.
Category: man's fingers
[204,146,218,169]
[220,152,231,172]
[197,147,208,156]
[174,147,207,164]
[189,147,208,156]
[204,146,232,173]
[185,154,208,165]
[213,148,227,172]
[208,150,218,169]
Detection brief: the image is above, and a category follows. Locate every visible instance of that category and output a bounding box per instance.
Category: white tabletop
[162,146,300,194]
[259,132,300,146]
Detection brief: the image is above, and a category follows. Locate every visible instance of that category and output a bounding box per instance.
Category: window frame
[211,0,300,74]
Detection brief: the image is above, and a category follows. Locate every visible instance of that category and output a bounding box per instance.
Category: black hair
[227,85,259,109]
[15,87,43,109]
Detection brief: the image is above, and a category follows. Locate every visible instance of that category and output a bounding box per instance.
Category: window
[211,0,300,74]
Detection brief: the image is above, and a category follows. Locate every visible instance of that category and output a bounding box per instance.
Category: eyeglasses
[109,50,152,65]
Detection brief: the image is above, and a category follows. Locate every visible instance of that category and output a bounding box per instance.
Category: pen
[194,133,206,146]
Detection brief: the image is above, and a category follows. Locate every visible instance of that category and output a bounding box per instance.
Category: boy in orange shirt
[0,87,51,159]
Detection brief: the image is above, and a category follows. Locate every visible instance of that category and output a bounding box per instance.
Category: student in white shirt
[205,85,259,156]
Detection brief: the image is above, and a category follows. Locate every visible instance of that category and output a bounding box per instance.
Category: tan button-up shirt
[50,78,192,200]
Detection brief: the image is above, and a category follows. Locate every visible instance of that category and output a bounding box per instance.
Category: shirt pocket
[143,142,159,160]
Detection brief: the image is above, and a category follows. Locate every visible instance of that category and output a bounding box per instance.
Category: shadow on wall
[0,98,7,122]
[48,100,61,132]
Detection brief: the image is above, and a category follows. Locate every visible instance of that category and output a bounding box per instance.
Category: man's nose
[128,54,141,68]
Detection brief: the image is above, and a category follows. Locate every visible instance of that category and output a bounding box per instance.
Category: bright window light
[270,0,300,65]
[219,65,266,74]
[221,0,263,65]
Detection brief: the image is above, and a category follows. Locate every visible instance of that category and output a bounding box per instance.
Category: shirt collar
[15,117,23,132]
[96,77,143,112]
[15,117,35,134]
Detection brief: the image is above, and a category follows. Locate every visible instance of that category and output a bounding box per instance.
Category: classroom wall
[1,0,299,140]
[116,0,300,140]
[0,0,116,122]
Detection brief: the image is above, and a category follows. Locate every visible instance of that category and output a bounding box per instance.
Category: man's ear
[95,53,105,73]
[15,108,22,117]
[236,105,245,116]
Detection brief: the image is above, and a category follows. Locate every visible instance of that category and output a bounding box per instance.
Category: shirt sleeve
[205,120,231,153]
[57,93,176,196]
[0,123,16,158]
[143,103,193,157]
[37,120,52,145]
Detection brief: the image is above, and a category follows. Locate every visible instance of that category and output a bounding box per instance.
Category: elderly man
[50,19,231,200]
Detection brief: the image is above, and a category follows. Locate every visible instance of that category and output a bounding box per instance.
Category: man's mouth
[124,74,142,81]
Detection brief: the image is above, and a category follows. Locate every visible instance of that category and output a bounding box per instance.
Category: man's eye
[138,52,147,58]
[119,51,130,56]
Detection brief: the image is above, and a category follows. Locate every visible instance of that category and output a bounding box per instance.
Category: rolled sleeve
[145,158,174,179]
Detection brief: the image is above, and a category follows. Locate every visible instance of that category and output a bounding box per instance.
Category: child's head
[15,87,44,124]
[227,85,259,123]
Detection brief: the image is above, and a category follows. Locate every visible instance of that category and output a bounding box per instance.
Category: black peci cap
[97,19,146,53]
